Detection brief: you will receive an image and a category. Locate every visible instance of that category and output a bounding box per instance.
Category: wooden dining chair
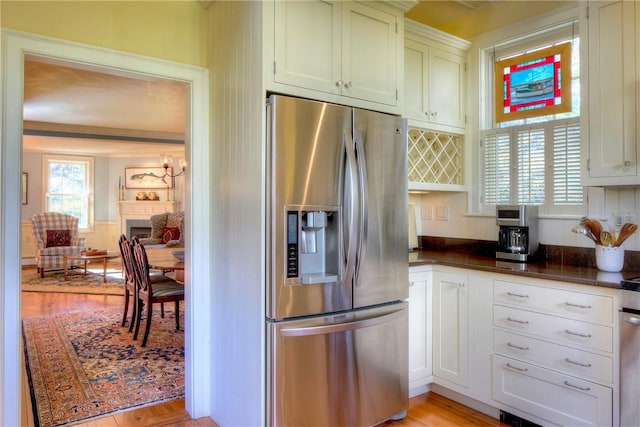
[118,234,137,330]
[131,237,185,347]
[118,235,177,331]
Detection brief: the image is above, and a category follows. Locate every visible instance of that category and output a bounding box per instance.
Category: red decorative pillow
[45,229,71,247]
[161,227,181,244]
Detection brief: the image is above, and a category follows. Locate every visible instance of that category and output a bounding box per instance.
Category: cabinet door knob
[336,80,344,87]
[564,301,591,309]
[563,380,591,391]
[564,329,592,338]
[343,81,352,89]
[506,316,529,325]
[564,357,592,368]
[505,362,528,372]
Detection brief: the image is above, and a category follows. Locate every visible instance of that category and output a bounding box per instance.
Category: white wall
[208,1,265,425]
[22,151,186,222]
[411,188,640,252]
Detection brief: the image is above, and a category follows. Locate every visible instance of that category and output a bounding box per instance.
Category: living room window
[43,154,94,230]
[479,22,582,215]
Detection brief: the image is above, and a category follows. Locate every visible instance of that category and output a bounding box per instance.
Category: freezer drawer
[267,303,408,427]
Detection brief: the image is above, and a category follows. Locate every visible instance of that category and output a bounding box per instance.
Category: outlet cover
[436,206,449,221]
[423,206,433,220]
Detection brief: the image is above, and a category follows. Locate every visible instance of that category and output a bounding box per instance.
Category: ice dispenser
[285,207,339,285]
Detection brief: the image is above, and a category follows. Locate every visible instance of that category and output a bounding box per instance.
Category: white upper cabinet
[273,1,341,95]
[269,1,409,112]
[341,2,398,105]
[582,1,639,185]
[404,20,470,134]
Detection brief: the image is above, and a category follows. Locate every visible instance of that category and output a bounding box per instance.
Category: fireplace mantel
[117,201,181,235]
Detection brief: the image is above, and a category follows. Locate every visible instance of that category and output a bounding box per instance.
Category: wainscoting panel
[21,221,120,265]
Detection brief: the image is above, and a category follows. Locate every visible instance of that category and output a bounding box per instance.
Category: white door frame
[0,30,212,425]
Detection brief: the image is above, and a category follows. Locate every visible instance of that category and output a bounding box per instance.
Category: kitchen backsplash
[418,236,640,269]
[410,187,640,252]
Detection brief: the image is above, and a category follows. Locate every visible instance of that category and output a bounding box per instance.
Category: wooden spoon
[614,223,638,247]
[600,230,614,247]
[584,218,603,245]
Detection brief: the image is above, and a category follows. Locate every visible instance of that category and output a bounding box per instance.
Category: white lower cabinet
[493,354,612,427]
[408,266,618,426]
[494,329,613,384]
[408,267,432,392]
[492,278,617,427]
[432,269,469,388]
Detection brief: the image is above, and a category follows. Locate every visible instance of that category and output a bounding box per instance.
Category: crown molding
[405,18,472,51]
[23,121,185,144]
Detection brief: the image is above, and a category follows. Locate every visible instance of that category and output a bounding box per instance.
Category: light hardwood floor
[21,289,506,427]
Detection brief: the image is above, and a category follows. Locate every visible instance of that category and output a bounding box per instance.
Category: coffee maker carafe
[496,205,538,262]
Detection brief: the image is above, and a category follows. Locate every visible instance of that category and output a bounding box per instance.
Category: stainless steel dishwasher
[619,278,640,427]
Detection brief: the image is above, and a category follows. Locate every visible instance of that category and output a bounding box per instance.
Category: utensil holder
[595,245,624,272]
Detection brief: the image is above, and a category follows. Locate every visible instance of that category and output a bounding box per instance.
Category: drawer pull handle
[564,380,591,391]
[564,357,592,368]
[564,329,592,338]
[507,342,529,351]
[565,302,592,309]
[507,292,529,298]
[506,363,528,372]
[507,317,529,325]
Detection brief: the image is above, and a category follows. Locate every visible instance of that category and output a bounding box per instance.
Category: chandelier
[160,153,186,178]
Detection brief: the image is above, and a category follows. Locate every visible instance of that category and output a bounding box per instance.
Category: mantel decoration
[125,167,173,189]
[495,42,572,123]
[572,217,637,272]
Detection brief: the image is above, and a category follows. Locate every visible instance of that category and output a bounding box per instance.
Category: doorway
[1,30,212,424]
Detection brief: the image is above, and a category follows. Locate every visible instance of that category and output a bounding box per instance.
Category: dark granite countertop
[409,245,640,290]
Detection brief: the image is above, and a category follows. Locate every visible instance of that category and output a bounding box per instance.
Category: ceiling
[22,55,188,157]
[406,1,574,40]
[22,1,573,157]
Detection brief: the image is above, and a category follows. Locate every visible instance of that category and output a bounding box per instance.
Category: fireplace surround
[117,201,180,238]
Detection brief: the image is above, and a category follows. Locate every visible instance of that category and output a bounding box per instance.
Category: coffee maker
[496,205,539,262]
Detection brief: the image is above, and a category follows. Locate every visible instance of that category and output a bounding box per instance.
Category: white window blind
[481,117,582,207]
[482,130,511,205]
[516,128,545,204]
[552,121,582,205]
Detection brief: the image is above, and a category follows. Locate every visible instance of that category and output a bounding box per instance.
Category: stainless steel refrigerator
[266,94,409,426]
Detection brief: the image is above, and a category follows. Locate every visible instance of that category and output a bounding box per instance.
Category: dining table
[145,247,185,283]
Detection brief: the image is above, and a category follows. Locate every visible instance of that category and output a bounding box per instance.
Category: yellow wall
[0,0,207,67]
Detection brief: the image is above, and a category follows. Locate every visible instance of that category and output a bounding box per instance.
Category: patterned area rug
[23,306,184,426]
[21,265,124,295]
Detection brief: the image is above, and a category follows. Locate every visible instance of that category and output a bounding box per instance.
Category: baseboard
[429,383,501,420]
[409,383,430,398]
[22,257,35,267]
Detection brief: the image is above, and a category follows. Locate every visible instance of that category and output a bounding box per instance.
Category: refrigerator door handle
[280,306,406,337]
[354,131,368,280]
[344,129,359,289]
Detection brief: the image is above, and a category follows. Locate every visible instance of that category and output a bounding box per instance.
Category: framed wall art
[22,172,28,205]
[124,167,173,189]
[495,42,571,123]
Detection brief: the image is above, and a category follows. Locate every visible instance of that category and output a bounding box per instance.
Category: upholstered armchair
[29,212,86,278]
[139,211,184,248]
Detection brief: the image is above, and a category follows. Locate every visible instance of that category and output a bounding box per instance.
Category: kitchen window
[480,23,582,215]
[43,154,94,230]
